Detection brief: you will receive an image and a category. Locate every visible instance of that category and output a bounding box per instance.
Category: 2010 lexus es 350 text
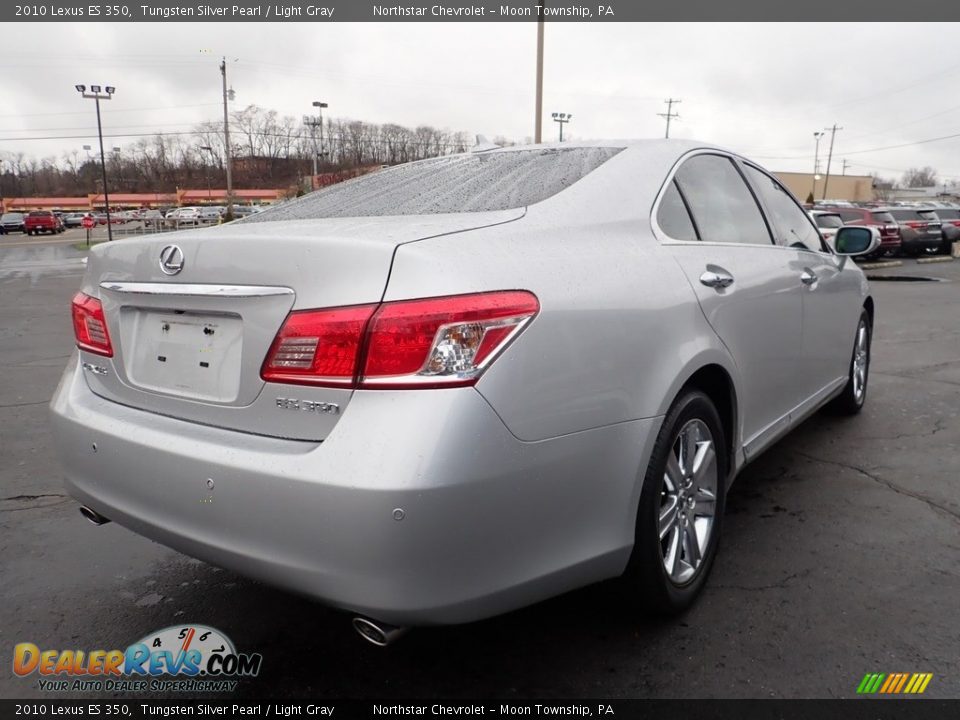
[50,140,877,645]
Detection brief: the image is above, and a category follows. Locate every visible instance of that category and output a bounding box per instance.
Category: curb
[916,256,955,265]
[859,260,902,270]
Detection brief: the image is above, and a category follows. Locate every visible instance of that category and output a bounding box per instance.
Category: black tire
[827,309,871,416]
[624,389,727,615]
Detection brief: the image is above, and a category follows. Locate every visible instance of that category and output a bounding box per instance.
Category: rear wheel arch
[677,364,738,480]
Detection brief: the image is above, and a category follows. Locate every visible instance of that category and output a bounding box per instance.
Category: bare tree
[903,166,938,188]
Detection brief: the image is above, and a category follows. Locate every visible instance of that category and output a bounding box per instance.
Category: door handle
[700,269,735,289]
[800,269,818,286]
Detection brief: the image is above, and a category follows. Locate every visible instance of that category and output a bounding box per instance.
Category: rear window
[933,209,959,219]
[836,210,864,223]
[917,210,939,221]
[28,211,51,217]
[814,214,844,229]
[242,147,622,222]
[869,211,895,224]
[887,209,920,221]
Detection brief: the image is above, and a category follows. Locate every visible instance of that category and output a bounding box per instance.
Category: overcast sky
[3,22,960,183]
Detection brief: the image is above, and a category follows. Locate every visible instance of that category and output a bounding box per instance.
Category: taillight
[260,304,377,387]
[71,292,113,357]
[260,291,539,390]
[361,291,540,389]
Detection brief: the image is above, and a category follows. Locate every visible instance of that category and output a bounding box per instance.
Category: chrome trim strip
[99,282,294,298]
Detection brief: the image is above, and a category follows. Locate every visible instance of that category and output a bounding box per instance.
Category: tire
[827,309,871,416]
[624,389,727,615]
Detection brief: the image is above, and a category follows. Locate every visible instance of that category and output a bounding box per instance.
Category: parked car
[926,207,960,253]
[819,206,902,257]
[231,205,263,218]
[165,207,202,226]
[1,212,26,233]
[808,210,844,246]
[51,141,877,644]
[198,207,222,223]
[63,213,87,229]
[139,209,164,227]
[878,207,943,255]
[24,210,65,235]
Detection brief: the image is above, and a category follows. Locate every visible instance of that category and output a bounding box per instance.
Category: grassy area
[71,239,110,251]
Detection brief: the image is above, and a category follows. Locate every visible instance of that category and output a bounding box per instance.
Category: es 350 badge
[13,624,262,693]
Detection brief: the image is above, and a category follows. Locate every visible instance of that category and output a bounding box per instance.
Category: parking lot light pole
[76,84,115,241]
[811,131,824,201]
[551,112,571,142]
[199,145,215,202]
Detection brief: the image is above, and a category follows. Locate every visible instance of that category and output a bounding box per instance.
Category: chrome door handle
[700,269,734,289]
[800,269,818,286]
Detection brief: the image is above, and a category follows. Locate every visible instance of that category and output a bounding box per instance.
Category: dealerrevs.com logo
[13,625,262,693]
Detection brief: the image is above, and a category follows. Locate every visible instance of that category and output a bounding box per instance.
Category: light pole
[303,101,328,179]
[534,16,544,143]
[199,145,215,202]
[76,84,115,241]
[551,112,572,142]
[811,131,824,202]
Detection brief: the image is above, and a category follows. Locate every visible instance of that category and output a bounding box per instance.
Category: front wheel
[828,310,871,415]
[624,390,727,615]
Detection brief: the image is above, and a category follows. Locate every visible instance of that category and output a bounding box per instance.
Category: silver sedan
[50,140,876,645]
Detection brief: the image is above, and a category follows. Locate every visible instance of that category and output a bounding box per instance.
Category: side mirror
[834,226,880,256]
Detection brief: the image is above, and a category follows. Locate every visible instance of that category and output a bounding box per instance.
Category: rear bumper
[901,236,942,253]
[50,355,657,625]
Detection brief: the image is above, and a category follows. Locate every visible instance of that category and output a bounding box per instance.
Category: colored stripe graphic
[857,672,932,694]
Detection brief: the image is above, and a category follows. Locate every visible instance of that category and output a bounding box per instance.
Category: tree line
[0,105,474,198]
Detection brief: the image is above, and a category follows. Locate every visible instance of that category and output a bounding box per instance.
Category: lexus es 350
[50,141,877,645]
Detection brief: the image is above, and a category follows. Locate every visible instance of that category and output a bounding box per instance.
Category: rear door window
[673,155,773,246]
[870,211,895,224]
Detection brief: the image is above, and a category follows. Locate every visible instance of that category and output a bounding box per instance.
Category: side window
[674,155,772,245]
[656,180,698,242]
[743,165,826,252]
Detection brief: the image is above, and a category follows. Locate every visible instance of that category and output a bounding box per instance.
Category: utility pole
[841,158,851,176]
[821,123,843,200]
[534,15,544,143]
[220,57,235,219]
[811,131,824,201]
[658,98,681,139]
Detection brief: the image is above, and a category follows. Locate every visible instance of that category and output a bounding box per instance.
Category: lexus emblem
[159,245,185,275]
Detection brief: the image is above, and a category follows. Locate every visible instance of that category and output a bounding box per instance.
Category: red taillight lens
[361,291,540,389]
[71,292,113,357]
[260,291,539,390]
[260,304,377,387]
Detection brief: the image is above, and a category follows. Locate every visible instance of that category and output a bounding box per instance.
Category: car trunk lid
[79,211,523,440]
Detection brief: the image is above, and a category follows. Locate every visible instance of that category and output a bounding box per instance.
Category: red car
[24,210,65,236]
[819,206,901,256]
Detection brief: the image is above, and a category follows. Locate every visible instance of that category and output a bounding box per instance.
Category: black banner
[1,700,958,719]
[5,0,960,22]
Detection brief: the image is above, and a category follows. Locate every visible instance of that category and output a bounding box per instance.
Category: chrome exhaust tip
[79,505,111,526]
[352,617,408,647]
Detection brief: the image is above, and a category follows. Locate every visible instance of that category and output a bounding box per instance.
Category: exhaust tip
[352,617,407,647]
[79,505,111,526]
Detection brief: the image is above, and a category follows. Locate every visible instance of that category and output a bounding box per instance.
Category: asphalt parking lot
[1,239,958,700]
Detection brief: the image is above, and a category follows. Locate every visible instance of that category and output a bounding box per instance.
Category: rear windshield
[933,208,959,219]
[814,214,844,228]
[242,147,622,222]
[887,209,934,221]
[28,211,51,217]
[869,211,895,224]
[1,213,23,220]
